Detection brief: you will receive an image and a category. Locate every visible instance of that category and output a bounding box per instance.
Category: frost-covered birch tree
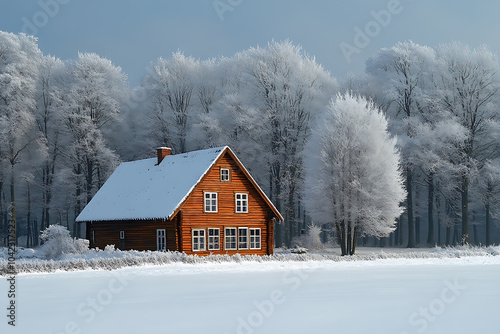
[35,55,66,231]
[366,41,436,247]
[0,32,45,245]
[61,53,125,234]
[144,52,199,153]
[435,42,500,244]
[304,94,405,255]
[225,40,335,246]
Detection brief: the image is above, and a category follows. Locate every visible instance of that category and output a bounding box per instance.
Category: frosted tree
[366,41,436,247]
[61,53,125,234]
[144,51,199,153]
[480,159,500,245]
[190,58,229,149]
[304,94,405,255]
[35,55,66,231]
[224,40,335,246]
[435,42,500,244]
[0,32,45,245]
[411,114,468,245]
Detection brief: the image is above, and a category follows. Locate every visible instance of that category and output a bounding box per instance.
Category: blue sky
[1,0,499,86]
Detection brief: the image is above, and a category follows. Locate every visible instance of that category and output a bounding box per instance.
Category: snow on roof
[76,146,227,222]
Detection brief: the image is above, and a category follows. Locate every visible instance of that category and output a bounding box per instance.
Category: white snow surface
[1,254,498,333]
[76,146,227,222]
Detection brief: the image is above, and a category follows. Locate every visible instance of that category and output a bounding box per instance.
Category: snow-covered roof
[76,146,227,222]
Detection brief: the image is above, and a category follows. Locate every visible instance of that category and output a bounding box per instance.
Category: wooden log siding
[84,150,277,255]
[176,153,273,255]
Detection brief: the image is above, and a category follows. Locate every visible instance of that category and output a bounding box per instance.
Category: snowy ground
[1,250,499,334]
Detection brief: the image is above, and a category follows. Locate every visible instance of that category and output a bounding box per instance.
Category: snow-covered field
[1,248,499,333]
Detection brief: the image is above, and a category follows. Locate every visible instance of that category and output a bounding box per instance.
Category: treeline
[0,31,499,247]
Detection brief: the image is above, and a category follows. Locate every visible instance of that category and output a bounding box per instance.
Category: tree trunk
[271,164,283,247]
[407,169,415,248]
[445,226,451,246]
[75,161,82,238]
[485,182,492,246]
[286,188,295,246]
[461,175,469,244]
[26,184,31,248]
[351,226,358,255]
[415,184,420,246]
[453,221,460,245]
[427,173,434,245]
[0,180,3,245]
[394,218,399,245]
[33,218,38,247]
[485,203,491,246]
[336,222,346,256]
[473,224,478,246]
[346,221,352,256]
[86,157,93,205]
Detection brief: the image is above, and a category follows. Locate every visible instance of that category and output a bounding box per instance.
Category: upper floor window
[220,168,230,181]
[120,231,125,239]
[204,192,218,212]
[235,193,248,213]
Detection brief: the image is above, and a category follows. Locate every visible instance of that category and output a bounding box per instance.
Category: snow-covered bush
[292,225,324,250]
[38,225,89,259]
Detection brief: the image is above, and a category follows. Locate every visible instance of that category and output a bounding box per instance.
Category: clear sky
[1,0,499,86]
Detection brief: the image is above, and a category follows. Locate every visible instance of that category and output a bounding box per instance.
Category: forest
[1,30,499,249]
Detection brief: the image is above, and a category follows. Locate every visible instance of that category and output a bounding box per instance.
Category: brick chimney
[157,147,172,164]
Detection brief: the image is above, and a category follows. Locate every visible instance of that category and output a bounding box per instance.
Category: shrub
[38,225,89,259]
[292,225,324,250]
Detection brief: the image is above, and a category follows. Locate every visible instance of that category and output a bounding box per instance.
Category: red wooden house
[76,146,283,255]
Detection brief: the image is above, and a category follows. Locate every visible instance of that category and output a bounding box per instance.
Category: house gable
[170,147,283,221]
[176,150,277,255]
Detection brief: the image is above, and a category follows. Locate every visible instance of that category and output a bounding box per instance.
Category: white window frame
[250,228,261,249]
[204,192,218,213]
[235,193,248,213]
[120,231,125,240]
[220,168,230,181]
[192,229,206,252]
[225,227,237,250]
[157,229,166,251]
[238,227,248,250]
[207,228,220,250]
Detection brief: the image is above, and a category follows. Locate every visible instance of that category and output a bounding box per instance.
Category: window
[204,192,218,212]
[157,229,166,251]
[91,230,95,244]
[250,228,261,249]
[120,231,125,239]
[238,227,248,249]
[220,168,230,181]
[192,229,206,251]
[235,193,248,213]
[225,227,237,250]
[207,228,220,250]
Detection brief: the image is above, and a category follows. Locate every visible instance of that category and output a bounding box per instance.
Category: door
[157,229,166,251]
